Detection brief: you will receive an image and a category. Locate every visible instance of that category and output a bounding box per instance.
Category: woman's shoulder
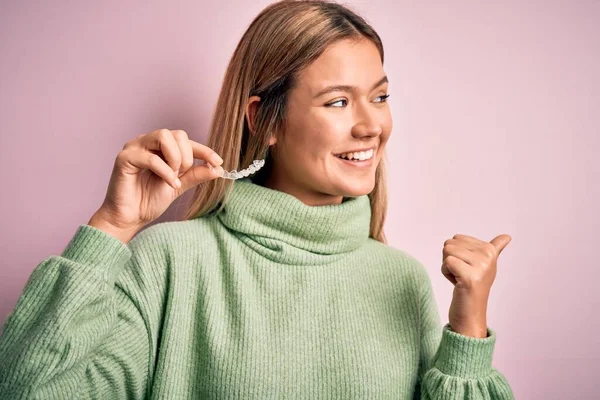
[365,238,430,280]
[115,217,218,289]
[128,217,217,255]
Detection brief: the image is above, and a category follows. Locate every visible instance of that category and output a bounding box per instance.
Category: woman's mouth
[333,148,375,168]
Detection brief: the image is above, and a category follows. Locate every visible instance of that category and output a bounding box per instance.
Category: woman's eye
[326,94,390,108]
[374,94,391,103]
[326,99,347,107]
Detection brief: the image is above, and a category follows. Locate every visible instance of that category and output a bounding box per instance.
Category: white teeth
[336,148,374,161]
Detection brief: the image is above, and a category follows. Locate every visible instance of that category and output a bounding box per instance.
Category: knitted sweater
[0,178,514,399]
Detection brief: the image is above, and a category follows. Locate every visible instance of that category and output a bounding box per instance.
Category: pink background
[1,1,598,398]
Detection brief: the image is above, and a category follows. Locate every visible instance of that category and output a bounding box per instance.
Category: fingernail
[174,178,181,188]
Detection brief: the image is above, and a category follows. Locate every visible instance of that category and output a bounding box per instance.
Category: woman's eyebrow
[313,75,388,99]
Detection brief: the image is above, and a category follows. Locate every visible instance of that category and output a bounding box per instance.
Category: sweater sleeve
[0,224,159,399]
[413,265,515,400]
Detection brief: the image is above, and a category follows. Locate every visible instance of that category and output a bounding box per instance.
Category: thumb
[490,234,512,255]
[178,164,223,193]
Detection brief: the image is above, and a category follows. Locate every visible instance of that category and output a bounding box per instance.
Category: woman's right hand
[88,129,224,243]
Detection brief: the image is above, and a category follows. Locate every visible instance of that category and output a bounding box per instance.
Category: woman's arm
[413,266,515,400]
[0,224,158,399]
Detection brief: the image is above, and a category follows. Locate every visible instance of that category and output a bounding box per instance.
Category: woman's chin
[336,179,376,198]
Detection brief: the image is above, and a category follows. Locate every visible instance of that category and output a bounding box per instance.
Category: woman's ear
[246,95,277,146]
[245,95,261,135]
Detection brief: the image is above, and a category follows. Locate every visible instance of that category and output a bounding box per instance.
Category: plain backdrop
[1,1,598,398]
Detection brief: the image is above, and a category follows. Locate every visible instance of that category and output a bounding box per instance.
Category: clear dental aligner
[209,159,266,180]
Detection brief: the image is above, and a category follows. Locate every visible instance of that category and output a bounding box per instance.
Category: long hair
[180,0,388,244]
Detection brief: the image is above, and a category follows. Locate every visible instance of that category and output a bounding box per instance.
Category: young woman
[0,1,514,398]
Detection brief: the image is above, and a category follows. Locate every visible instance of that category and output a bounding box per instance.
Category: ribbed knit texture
[0,178,514,399]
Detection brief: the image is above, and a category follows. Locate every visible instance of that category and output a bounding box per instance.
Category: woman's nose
[352,108,382,138]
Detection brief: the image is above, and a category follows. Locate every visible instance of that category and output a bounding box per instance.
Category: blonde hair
[181,0,388,244]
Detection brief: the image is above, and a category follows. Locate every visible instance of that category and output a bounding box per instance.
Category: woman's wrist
[87,210,141,244]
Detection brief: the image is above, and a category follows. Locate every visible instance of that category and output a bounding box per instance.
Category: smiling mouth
[333,148,375,162]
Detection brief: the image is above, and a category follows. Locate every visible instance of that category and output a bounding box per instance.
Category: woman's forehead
[296,39,384,93]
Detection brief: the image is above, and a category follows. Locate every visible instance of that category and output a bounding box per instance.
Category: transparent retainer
[208,159,265,180]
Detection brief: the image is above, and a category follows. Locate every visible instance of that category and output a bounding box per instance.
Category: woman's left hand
[442,234,512,338]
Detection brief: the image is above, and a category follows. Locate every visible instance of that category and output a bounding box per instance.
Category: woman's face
[264,37,392,206]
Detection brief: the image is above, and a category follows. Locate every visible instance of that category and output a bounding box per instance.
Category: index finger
[189,140,223,167]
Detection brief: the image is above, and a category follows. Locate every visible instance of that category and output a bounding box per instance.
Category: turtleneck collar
[216,178,372,266]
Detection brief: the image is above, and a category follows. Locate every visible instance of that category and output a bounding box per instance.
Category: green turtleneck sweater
[0,179,514,399]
